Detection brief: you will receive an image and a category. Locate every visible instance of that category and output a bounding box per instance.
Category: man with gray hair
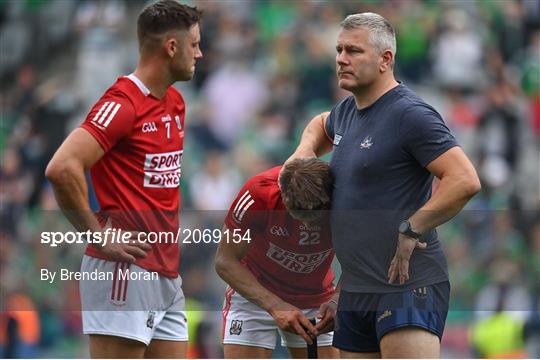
[284,12,480,358]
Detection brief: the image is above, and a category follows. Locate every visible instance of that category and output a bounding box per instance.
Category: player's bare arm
[315,275,340,334]
[46,129,104,232]
[388,146,481,284]
[45,128,151,262]
[285,112,332,164]
[215,225,318,344]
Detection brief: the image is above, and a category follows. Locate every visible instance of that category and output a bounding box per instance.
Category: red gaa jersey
[81,74,185,278]
[224,166,335,309]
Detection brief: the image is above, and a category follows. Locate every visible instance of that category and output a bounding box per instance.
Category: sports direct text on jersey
[143,150,183,188]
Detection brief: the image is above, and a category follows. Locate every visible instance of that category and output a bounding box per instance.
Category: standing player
[285,13,481,358]
[215,158,340,358]
[45,1,202,358]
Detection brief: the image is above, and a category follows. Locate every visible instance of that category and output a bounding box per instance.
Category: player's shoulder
[241,166,281,203]
[228,167,280,225]
[85,77,139,129]
[245,166,280,193]
[97,76,143,110]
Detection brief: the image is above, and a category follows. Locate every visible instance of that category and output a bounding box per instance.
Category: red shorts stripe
[116,262,126,301]
[111,262,119,300]
[122,263,131,302]
[221,286,235,341]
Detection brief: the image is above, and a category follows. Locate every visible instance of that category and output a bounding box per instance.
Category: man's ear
[379,49,394,73]
[164,37,177,58]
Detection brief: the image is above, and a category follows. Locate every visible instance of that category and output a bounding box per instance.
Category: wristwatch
[398,220,422,239]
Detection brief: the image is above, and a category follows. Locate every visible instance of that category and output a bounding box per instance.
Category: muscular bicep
[51,128,105,171]
[311,111,333,156]
[426,146,478,181]
[45,128,107,219]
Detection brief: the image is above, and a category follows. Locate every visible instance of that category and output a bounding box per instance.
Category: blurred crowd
[1,0,539,358]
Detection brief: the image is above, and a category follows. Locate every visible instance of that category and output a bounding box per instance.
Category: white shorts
[222,288,333,349]
[80,255,188,345]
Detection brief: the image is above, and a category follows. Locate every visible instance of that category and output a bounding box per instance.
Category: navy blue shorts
[333,281,450,353]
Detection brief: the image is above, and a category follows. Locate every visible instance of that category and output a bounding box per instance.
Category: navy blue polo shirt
[326,83,458,293]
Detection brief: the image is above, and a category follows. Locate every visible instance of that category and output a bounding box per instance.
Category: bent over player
[45,1,202,358]
[215,158,340,359]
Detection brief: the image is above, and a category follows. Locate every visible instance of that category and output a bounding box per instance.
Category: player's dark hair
[279,158,333,223]
[137,0,202,49]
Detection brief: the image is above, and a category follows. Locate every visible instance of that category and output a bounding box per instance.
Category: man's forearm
[216,258,284,313]
[331,277,342,302]
[409,175,479,235]
[291,112,332,159]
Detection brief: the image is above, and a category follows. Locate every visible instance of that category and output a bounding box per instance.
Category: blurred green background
[0,0,539,358]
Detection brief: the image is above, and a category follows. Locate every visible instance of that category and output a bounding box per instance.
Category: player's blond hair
[279,158,333,223]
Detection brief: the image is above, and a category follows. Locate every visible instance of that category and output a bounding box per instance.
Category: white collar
[125,73,151,96]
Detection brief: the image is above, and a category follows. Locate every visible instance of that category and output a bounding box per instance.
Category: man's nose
[336,52,348,65]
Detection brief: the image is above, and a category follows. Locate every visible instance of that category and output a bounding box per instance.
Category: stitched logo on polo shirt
[360,136,373,149]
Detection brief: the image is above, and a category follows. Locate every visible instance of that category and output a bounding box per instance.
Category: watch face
[399,221,409,233]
